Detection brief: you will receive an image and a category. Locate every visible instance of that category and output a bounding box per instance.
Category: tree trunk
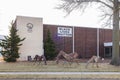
[110,0,120,66]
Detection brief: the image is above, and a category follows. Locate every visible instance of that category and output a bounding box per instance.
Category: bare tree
[110,0,120,66]
[56,0,120,66]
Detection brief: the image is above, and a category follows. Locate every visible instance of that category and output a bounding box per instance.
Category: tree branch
[97,0,113,10]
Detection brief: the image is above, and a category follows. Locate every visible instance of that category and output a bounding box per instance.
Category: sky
[0,0,102,35]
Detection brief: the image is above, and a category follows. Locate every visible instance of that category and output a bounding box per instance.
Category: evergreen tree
[0,22,25,62]
[44,29,56,60]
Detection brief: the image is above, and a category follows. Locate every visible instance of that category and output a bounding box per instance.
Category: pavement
[0,71,120,75]
[0,78,120,80]
[0,72,120,80]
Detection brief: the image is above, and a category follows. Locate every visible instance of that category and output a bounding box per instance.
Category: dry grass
[0,61,119,72]
[0,61,120,78]
[0,74,120,79]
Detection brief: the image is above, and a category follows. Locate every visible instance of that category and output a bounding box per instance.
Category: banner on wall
[57,27,72,37]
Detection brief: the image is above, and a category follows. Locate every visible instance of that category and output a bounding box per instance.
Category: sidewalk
[0,72,120,79]
[0,72,120,75]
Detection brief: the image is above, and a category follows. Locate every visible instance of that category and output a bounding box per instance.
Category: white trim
[97,28,99,56]
[72,26,74,53]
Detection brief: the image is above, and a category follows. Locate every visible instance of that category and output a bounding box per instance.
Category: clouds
[0,0,101,35]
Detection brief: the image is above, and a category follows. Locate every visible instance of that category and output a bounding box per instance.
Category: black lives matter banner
[57,27,72,37]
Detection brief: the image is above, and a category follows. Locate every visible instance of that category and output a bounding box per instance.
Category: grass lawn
[0,74,120,79]
[0,60,120,72]
[0,60,120,79]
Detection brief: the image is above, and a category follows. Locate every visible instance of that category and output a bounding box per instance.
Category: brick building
[43,24,112,58]
[15,16,112,61]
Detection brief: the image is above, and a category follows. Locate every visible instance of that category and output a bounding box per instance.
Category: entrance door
[104,47,112,58]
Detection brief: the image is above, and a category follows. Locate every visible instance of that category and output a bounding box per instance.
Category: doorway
[104,47,112,58]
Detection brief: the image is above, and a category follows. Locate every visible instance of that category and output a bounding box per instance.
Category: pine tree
[44,29,56,60]
[0,22,25,62]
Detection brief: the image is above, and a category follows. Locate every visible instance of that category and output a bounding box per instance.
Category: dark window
[105,47,112,58]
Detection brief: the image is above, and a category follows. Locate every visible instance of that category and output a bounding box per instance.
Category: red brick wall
[43,24,112,58]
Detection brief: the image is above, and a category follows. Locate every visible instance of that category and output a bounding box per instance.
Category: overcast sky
[0,0,101,35]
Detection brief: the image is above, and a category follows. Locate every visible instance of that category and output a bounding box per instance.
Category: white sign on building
[57,27,72,37]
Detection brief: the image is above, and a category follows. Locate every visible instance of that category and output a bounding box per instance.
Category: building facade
[14,16,43,61]
[44,24,112,58]
[14,16,112,61]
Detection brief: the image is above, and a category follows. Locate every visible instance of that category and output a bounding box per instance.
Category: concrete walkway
[0,78,119,80]
[0,72,120,80]
[0,72,120,75]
